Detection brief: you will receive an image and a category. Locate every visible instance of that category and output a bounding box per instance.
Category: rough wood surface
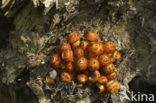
[0,0,156,103]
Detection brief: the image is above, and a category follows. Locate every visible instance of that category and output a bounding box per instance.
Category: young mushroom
[107,72,117,80]
[45,76,55,85]
[61,49,74,62]
[77,74,88,83]
[88,42,104,56]
[89,70,101,83]
[112,50,121,62]
[60,43,71,51]
[102,64,115,75]
[85,31,99,42]
[98,54,112,66]
[97,76,108,84]
[60,71,72,82]
[75,57,88,71]
[88,58,100,71]
[68,32,81,48]
[50,54,61,68]
[66,62,74,73]
[80,40,89,50]
[73,47,84,57]
[96,83,106,93]
[103,41,116,53]
[106,80,120,93]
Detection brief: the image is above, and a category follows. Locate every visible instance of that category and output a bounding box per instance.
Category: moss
[109,20,127,33]
[135,39,151,59]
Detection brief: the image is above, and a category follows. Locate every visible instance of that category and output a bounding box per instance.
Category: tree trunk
[0,0,156,103]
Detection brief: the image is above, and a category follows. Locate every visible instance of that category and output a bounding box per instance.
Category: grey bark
[0,0,156,103]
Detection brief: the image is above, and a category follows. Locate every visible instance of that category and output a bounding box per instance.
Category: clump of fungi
[49,31,121,94]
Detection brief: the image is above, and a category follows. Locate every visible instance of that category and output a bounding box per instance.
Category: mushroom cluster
[49,31,121,94]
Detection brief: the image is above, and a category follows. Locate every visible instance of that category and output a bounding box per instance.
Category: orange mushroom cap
[106,80,120,93]
[98,54,112,66]
[50,54,61,68]
[80,40,89,50]
[85,31,99,42]
[96,83,106,93]
[113,51,121,61]
[103,41,116,53]
[88,58,100,71]
[60,71,71,82]
[77,74,88,83]
[73,47,84,57]
[107,72,117,80]
[45,76,55,85]
[68,32,80,44]
[102,63,115,75]
[61,49,73,62]
[88,42,104,56]
[76,57,88,71]
[89,70,101,83]
[97,76,108,84]
[66,62,74,73]
[60,43,71,51]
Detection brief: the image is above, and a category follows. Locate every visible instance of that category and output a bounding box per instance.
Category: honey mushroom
[85,31,99,42]
[89,70,101,83]
[61,71,72,82]
[96,83,106,93]
[50,54,61,68]
[107,72,117,80]
[80,40,89,50]
[98,54,112,66]
[60,42,71,51]
[102,63,115,75]
[61,49,74,62]
[103,41,116,53]
[88,42,104,56]
[112,50,121,62]
[77,74,88,83]
[66,62,74,73]
[97,76,108,84]
[45,76,55,85]
[88,58,100,71]
[50,31,121,94]
[75,57,88,71]
[73,47,84,57]
[68,32,81,48]
[106,80,120,93]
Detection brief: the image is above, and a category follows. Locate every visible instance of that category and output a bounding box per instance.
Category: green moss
[135,39,151,59]
[109,20,127,33]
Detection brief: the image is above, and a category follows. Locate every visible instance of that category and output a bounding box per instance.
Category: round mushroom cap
[102,63,115,75]
[107,72,117,80]
[88,42,104,55]
[113,51,121,61]
[68,32,80,44]
[76,57,88,71]
[85,31,99,42]
[60,43,71,51]
[97,76,108,84]
[61,49,73,62]
[77,74,88,83]
[98,54,112,66]
[106,81,120,93]
[73,47,84,57]
[51,54,61,68]
[61,71,71,82]
[103,41,116,53]
[88,58,100,71]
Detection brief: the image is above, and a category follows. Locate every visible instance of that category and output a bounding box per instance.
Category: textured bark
[0,0,156,103]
